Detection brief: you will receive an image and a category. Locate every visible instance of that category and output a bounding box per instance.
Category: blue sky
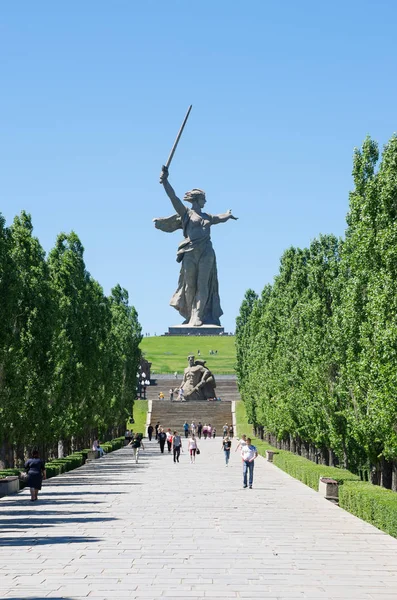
[1,1,397,334]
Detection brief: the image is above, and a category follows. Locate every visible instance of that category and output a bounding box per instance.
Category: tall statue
[180,355,216,401]
[154,165,238,326]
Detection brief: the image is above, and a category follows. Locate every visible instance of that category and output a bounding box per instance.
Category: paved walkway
[1,439,397,600]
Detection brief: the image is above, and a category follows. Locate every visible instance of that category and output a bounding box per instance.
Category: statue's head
[184,189,206,208]
[187,354,195,367]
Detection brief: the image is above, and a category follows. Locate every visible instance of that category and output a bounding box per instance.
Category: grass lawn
[127,400,148,436]
[235,401,256,439]
[140,336,236,374]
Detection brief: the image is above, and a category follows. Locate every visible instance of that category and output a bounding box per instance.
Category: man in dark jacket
[158,428,167,453]
[147,424,154,441]
[172,431,182,463]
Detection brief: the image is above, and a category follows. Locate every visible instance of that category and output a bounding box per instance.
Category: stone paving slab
[1,436,397,599]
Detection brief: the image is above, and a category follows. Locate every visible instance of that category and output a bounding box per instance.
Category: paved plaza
[1,439,397,599]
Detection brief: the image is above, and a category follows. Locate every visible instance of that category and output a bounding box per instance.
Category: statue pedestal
[167,324,225,336]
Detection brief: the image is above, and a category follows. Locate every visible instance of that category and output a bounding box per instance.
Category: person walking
[235,434,247,453]
[166,428,173,453]
[222,436,232,466]
[188,435,198,464]
[25,449,46,502]
[158,428,167,453]
[172,431,182,463]
[241,437,258,488]
[197,422,203,439]
[203,424,208,440]
[229,425,234,439]
[207,424,212,439]
[129,434,145,463]
[212,427,216,439]
[169,388,174,402]
[191,420,196,436]
[155,422,160,440]
[147,423,154,442]
[183,421,189,438]
[223,423,228,437]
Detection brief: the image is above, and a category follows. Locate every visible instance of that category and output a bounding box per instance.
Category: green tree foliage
[0,216,141,467]
[0,212,54,449]
[236,135,397,488]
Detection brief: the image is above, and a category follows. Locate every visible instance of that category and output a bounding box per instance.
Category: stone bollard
[266,450,276,462]
[0,476,20,498]
[86,450,99,463]
[319,477,339,504]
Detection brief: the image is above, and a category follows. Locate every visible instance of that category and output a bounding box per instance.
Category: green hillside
[140,336,236,375]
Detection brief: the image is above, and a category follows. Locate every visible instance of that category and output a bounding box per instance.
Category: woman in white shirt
[188,435,198,463]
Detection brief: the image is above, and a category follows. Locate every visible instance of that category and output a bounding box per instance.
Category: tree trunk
[380,457,392,489]
[391,461,397,492]
[370,462,381,486]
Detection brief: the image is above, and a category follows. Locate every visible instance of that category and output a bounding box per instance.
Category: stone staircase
[147,376,240,403]
[150,400,233,434]
[144,376,239,433]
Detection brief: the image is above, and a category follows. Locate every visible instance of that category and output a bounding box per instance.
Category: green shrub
[45,452,84,478]
[272,451,360,489]
[0,468,21,478]
[45,463,63,478]
[339,481,397,538]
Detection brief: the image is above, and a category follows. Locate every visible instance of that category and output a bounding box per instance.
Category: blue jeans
[243,460,254,486]
[224,449,230,464]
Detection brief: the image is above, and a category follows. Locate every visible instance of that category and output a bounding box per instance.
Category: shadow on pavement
[0,535,101,546]
[1,516,116,528]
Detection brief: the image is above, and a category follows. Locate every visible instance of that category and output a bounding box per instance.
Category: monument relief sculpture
[153,106,238,329]
[180,355,216,401]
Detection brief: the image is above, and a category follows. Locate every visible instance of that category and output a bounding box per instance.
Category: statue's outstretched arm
[211,209,238,225]
[159,165,186,218]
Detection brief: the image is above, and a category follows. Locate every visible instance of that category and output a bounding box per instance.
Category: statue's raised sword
[161,105,192,176]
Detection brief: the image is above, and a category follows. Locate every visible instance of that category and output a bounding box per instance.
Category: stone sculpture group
[179,355,216,401]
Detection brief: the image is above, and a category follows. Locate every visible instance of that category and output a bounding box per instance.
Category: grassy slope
[140,336,236,374]
[127,400,148,436]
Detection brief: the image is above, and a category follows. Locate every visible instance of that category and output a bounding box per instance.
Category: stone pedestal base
[0,476,19,498]
[167,324,225,336]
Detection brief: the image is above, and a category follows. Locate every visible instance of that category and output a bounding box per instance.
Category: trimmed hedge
[272,450,360,489]
[0,468,21,478]
[339,481,397,538]
[0,436,126,485]
[238,436,360,489]
[236,402,360,488]
[236,402,397,538]
[45,453,85,478]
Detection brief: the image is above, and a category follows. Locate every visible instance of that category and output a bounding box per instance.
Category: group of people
[181,420,232,439]
[158,388,185,402]
[22,430,259,505]
[147,423,199,464]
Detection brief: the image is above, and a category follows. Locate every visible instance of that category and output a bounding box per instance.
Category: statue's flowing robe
[154,212,223,325]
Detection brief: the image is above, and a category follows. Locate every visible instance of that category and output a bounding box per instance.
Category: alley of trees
[0,212,141,467]
[236,135,397,490]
